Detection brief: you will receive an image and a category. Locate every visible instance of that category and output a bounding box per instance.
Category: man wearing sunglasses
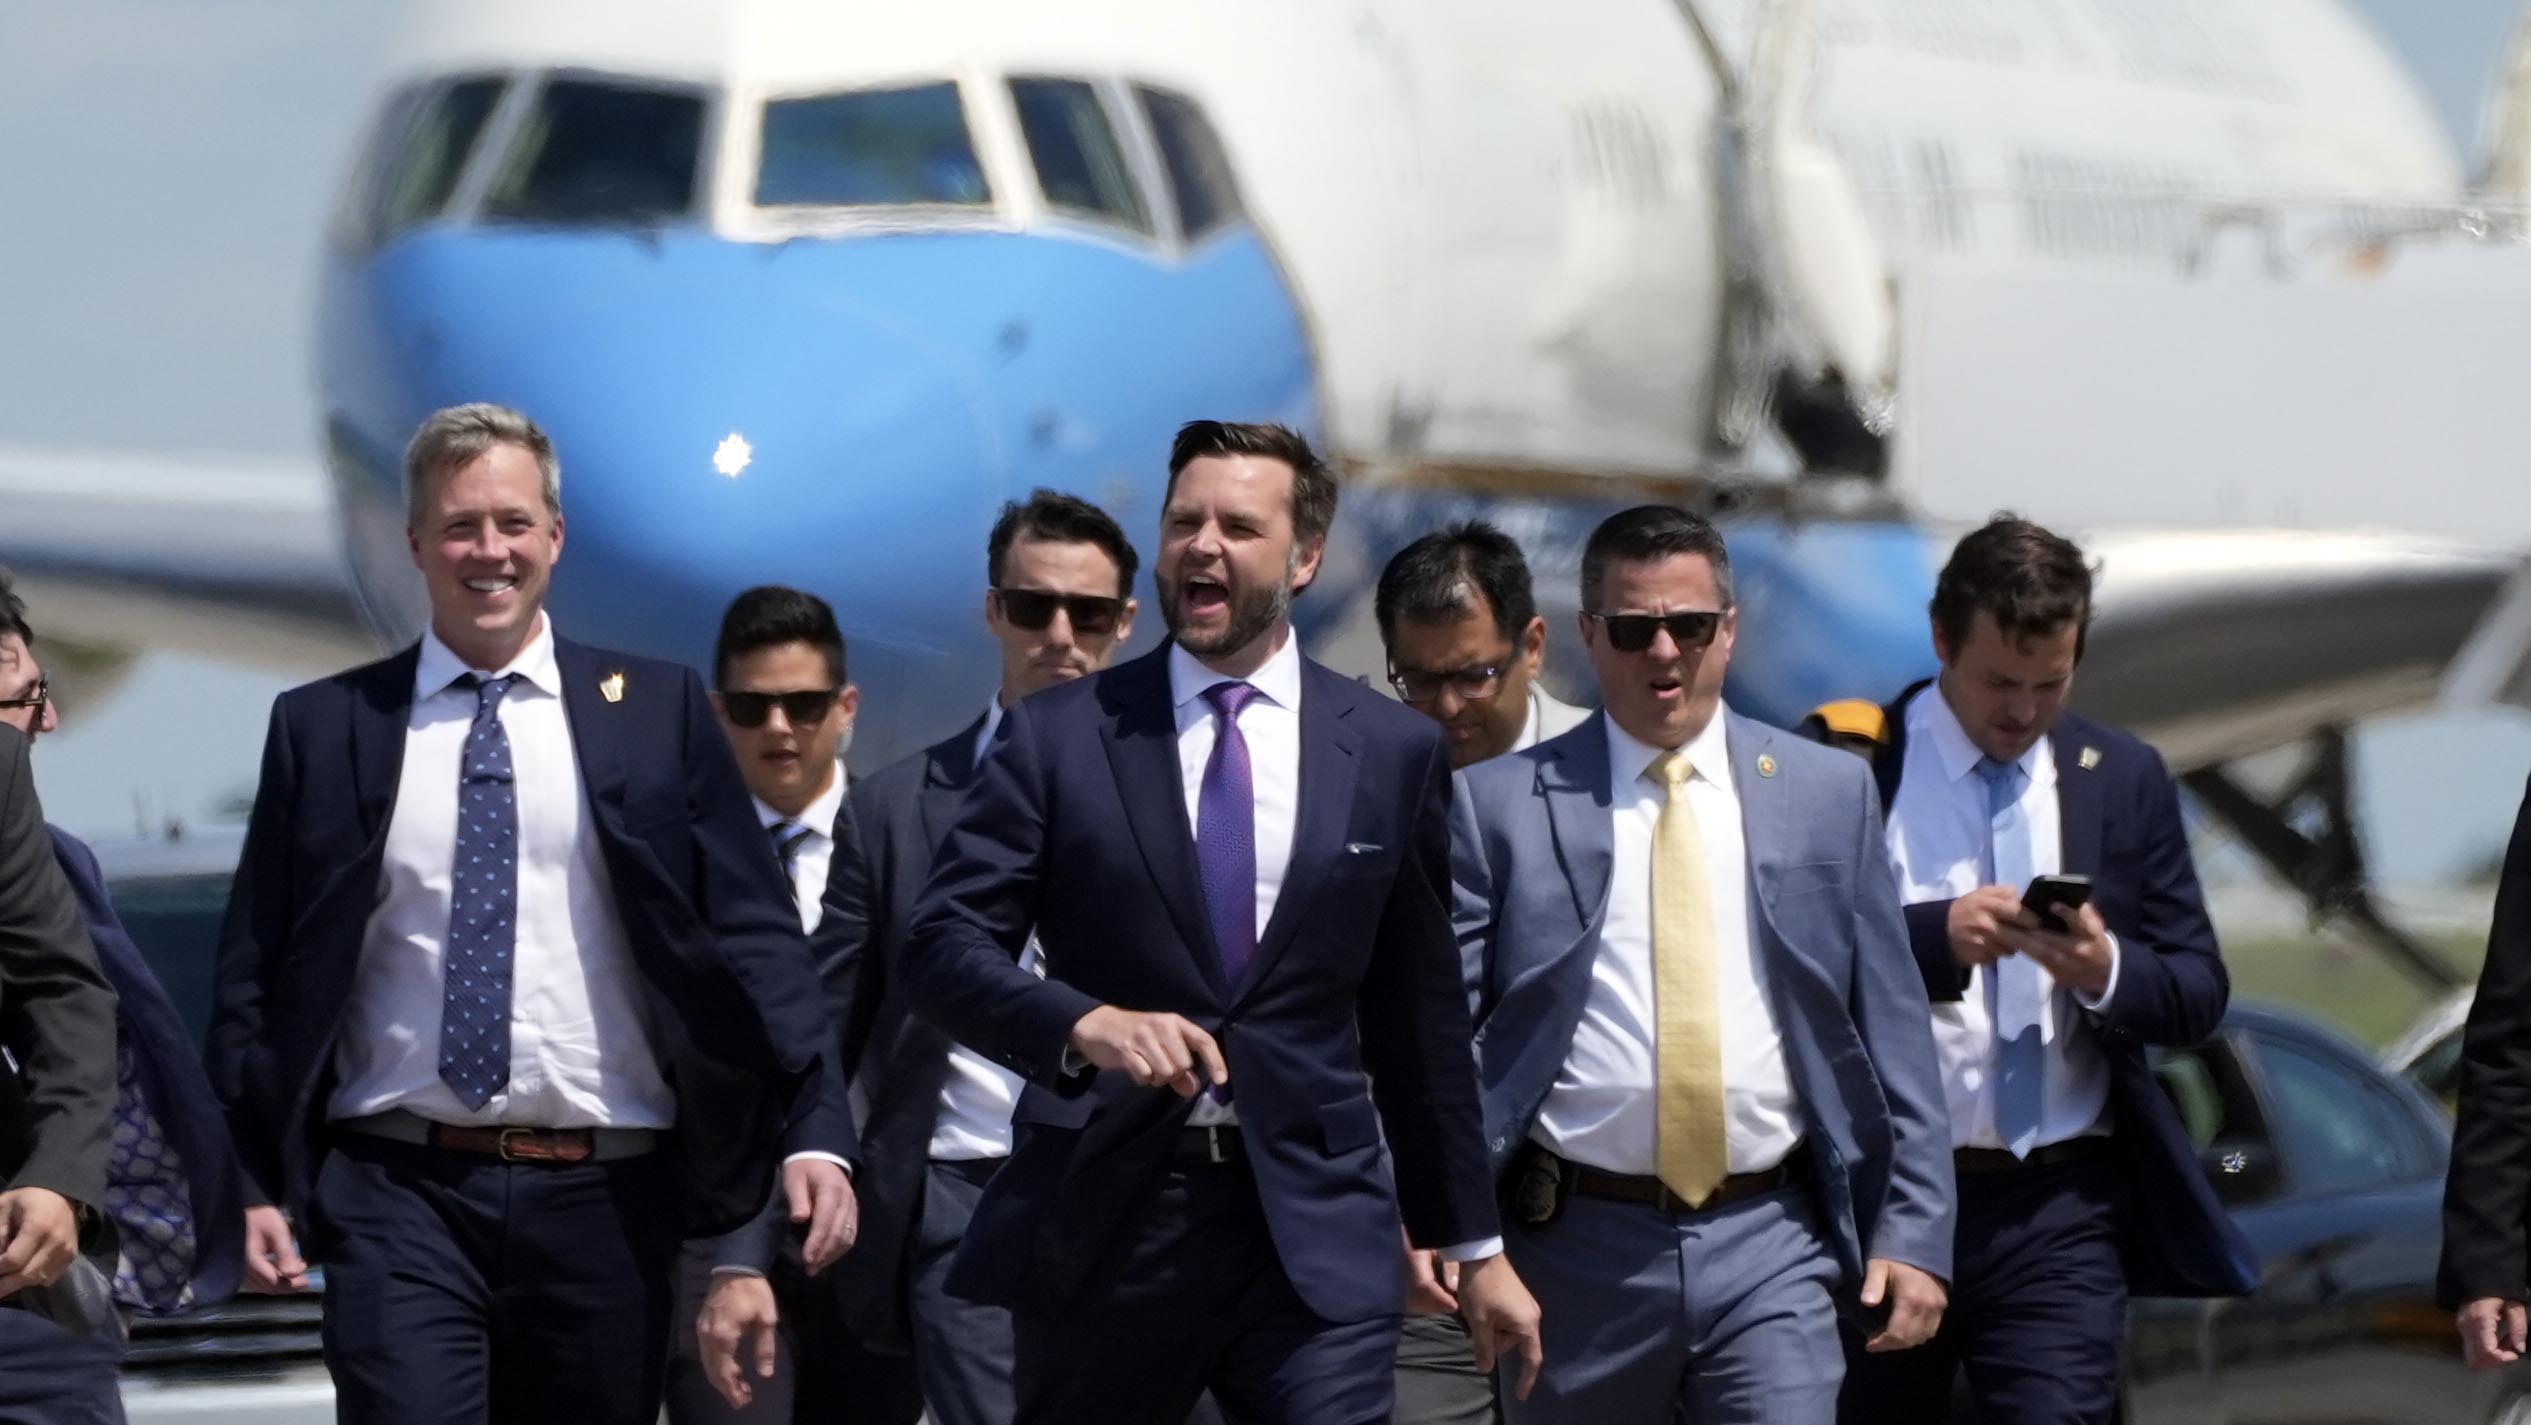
[671,585,919,1425]
[1451,505,1952,1424]
[697,491,1158,1425]
[1377,521,1590,778]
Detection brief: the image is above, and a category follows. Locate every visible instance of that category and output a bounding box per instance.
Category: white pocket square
[1343,841,1384,855]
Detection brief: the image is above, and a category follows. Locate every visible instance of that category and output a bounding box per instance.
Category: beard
[1163,574,1292,657]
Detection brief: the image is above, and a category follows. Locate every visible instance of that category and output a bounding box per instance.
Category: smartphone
[2022,873,2093,925]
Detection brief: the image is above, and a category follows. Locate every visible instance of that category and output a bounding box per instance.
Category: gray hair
[403,403,562,525]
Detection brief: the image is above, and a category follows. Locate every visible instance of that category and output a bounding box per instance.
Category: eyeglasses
[994,588,1126,637]
[0,676,46,714]
[1388,662,1507,705]
[720,688,839,728]
[1584,610,1723,654]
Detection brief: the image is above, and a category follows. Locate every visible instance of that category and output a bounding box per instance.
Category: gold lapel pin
[600,671,626,704]
[1756,753,1778,779]
[2078,745,2101,771]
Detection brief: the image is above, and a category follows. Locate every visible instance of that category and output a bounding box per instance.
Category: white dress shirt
[1167,639,1303,1129]
[929,702,1042,1162]
[1531,709,1802,1176]
[758,768,846,935]
[1885,689,2120,1150]
[330,619,674,1129]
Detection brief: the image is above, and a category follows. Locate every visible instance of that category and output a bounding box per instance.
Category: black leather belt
[1568,1144,1810,1216]
[1173,1124,1245,1164]
[1953,1137,2109,1176]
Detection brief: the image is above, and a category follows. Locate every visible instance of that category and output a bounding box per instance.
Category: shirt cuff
[783,1150,853,1179]
[708,1265,767,1279]
[2074,931,2122,1013]
[1435,1237,1504,1264]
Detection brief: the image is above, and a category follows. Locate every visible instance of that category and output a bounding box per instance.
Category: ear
[1929,616,1955,666]
[407,524,423,568]
[1289,534,1326,592]
[836,684,861,723]
[1115,598,1140,645]
[1520,615,1547,672]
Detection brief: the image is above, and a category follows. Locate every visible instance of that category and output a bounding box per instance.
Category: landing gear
[2181,726,2463,992]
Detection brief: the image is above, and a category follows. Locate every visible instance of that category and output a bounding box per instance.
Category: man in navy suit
[900,422,1542,1425]
[206,404,858,1425]
[0,574,251,1422]
[700,491,1168,1425]
[1452,506,1952,1424]
[1833,516,2253,1425]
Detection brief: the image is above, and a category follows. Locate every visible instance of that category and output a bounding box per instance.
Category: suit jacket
[50,826,249,1307]
[204,637,854,1240]
[898,644,1498,1323]
[1862,680,2254,1297]
[1454,710,1955,1285]
[0,727,116,1217]
[2442,769,2531,1308]
[716,714,987,1347]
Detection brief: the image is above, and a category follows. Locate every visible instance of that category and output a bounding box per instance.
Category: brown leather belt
[339,1109,658,1164]
[1953,1137,2109,1177]
[1569,1144,1810,1216]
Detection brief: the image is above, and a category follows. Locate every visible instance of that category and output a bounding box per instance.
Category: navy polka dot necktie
[440,673,520,1110]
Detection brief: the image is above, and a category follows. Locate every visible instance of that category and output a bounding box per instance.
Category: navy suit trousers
[309,1133,681,1425]
[0,1304,124,1425]
[1838,1151,2127,1425]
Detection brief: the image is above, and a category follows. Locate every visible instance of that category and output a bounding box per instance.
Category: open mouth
[1647,674,1685,700]
[1181,575,1230,616]
[461,576,518,597]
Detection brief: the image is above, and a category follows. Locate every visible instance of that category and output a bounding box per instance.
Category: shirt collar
[756,766,845,840]
[1916,683,2048,788]
[415,616,560,700]
[1604,704,1736,797]
[976,701,1006,765]
[1168,632,1304,715]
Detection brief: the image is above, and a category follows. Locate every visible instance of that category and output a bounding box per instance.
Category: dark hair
[1579,506,1734,611]
[1929,514,2093,658]
[714,585,847,688]
[0,567,28,647]
[1374,521,1537,647]
[1164,420,1339,547]
[987,489,1140,598]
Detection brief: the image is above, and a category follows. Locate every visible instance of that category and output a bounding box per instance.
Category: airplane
[8,0,2531,983]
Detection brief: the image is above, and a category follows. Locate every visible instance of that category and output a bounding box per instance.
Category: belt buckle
[1205,1125,1227,1165]
[496,1127,537,1163]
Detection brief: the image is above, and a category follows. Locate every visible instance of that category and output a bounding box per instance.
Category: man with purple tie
[900,421,1542,1425]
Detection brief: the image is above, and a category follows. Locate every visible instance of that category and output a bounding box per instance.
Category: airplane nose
[335,230,1010,749]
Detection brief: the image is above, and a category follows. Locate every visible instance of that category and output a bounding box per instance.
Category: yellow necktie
[1649,750,1727,1207]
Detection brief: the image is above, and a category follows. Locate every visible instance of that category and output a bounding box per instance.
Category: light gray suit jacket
[1451,710,1954,1284]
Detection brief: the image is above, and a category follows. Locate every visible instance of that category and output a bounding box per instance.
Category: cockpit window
[756,83,991,208]
[374,77,506,240]
[1135,86,1242,240]
[1009,78,1151,235]
[482,78,704,225]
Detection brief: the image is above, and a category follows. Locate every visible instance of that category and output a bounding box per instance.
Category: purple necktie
[1196,681,1261,985]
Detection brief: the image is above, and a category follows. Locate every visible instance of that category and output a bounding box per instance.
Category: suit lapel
[554,638,630,829]
[916,715,988,857]
[2052,719,2105,877]
[1098,649,1229,998]
[1239,660,1361,1002]
[348,646,420,846]
[1540,719,1614,929]
[1730,714,1797,945]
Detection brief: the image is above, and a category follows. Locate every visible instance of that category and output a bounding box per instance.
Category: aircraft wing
[2074,527,2531,771]
[0,446,377,676]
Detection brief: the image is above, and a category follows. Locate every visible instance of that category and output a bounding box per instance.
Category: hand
[1860,1258,1946,1352]
[1067,1005,1227,1098]
[2015,902,2116,1000]
[0,1187,81,1299]
[1945,886,2030,971]
[241,1204,310,1292]
[2460,1296,2529,1369]
[698,1271,782,1409]
[783,1157,857,1275]
[1401,1228,1459,1314]
[1457,1253,1543,1401]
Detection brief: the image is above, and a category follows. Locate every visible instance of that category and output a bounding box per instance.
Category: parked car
[87,824,332,1423]
[2121,1003,2531,1424]
[2384,989,2473,1114]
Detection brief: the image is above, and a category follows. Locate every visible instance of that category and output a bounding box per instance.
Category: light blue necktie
[439,673,520,1110]
[1977,755,2046,1158]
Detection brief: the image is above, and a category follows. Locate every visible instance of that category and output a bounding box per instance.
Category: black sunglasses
[994,588,1125,637]
[0,676,46,713]
[1388,662,1507,706]
[1584,610,1723,654]
[720,688,839,728]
